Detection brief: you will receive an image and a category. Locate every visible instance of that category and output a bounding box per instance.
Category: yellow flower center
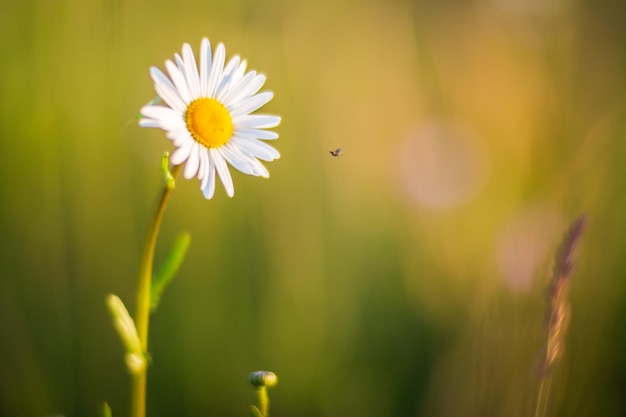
[185,98,233,148]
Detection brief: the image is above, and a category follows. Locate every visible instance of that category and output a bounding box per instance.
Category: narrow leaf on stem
[151,232,192,312]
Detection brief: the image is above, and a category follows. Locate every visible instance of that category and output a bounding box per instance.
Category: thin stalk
[256,386,269,417]
[534,373,552,417]
[131,164,182,417]
[534,303,558,417]
[533,215,586,417]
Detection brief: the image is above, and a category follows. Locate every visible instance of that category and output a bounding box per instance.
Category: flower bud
[249,371,278,388]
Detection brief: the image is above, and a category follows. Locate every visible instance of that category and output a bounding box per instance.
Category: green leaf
[151,232,191,312]
[250,405,263,417]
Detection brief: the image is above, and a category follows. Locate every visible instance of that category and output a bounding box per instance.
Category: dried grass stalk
[534,214,586,417]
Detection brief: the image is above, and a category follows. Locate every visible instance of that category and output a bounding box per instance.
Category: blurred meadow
[1,0,626,416]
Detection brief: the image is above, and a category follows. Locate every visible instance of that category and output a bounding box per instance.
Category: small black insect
[329,148,343,157]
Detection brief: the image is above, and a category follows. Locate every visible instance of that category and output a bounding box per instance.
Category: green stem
[256,386,269,417]
[131,163,182,417]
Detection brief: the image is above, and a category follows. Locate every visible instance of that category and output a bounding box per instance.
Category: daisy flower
[139,38,280,199]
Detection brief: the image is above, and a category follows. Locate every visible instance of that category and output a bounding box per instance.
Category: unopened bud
[106,294,146,374]
[249,371,278,388]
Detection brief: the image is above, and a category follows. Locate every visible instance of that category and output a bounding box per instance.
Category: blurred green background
[1,0,626,416]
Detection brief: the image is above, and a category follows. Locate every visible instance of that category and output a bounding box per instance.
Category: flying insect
[329,148,343,157]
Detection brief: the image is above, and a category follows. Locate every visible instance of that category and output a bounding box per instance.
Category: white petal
[221,72,265,107]
[168,130,193,147]
[200,38,212,97]
[181,43,201,99]
[198,146,209,180]
[218,60,248,102]
[250,160,270,177]
[159,117,186,132]
[229,92,273,117]
[222,56,241,79]
[215,55,241,100]
[231,136,280,161]
[207,43,226,98]
[170,139,194,165]
[233,114,281,129]
[140,105,184,130]
[210,148,234,197]
[219,71,254,104]
[232,60,247,85]
[140,104,176,119]
[138,118,160,128]
[150,67,186,113]
[174,53,185,77]
[223,143,270,177]
[165,59,191,104]
[236,127,279,140]
[220,143,256,175]
[202,153,216,199]
[183,142,200,179]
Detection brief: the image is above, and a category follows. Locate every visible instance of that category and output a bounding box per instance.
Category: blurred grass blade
[250,405,263,417]
[100,402,112,417]
[151,232,191,312]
